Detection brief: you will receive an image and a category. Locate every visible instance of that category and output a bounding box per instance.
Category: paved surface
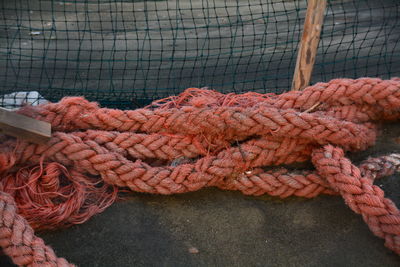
[1,123,400,266]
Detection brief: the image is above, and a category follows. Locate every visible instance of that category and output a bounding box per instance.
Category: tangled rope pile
[1,77,400,266]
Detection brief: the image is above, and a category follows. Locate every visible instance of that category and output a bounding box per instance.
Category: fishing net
[0,0,399,109]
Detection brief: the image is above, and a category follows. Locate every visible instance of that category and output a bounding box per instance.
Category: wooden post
[291,0,327,91]
[0,107,51,144]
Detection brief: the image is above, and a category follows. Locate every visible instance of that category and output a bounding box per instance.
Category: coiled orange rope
[0,77,400,266]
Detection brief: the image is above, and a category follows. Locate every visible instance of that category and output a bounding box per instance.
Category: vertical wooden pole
[291,0,327,91]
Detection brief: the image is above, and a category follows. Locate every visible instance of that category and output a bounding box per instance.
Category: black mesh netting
[0,0,399,109]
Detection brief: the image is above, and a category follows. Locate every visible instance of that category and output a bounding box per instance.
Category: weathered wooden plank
[0,107,51,144]
[291,0,327,91]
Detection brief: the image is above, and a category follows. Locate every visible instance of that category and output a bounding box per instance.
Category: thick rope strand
[0,191,73,266]
[312,145,400,254]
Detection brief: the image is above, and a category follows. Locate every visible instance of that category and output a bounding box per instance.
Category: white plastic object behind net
[0,91,48,110]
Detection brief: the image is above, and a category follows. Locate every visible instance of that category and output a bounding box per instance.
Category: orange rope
[1,77,400,265]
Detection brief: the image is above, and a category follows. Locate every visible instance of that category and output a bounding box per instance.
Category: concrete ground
[0,0,400,266]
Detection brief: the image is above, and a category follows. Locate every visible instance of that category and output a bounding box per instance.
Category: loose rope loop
[1,77,400,266]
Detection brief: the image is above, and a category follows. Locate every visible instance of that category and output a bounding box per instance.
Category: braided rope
[1,78,400,265]
[0,191,73,266]
[19,97,377,151]
[313,146,400,254]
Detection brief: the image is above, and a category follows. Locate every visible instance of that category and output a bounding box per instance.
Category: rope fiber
[1,77,400,266]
